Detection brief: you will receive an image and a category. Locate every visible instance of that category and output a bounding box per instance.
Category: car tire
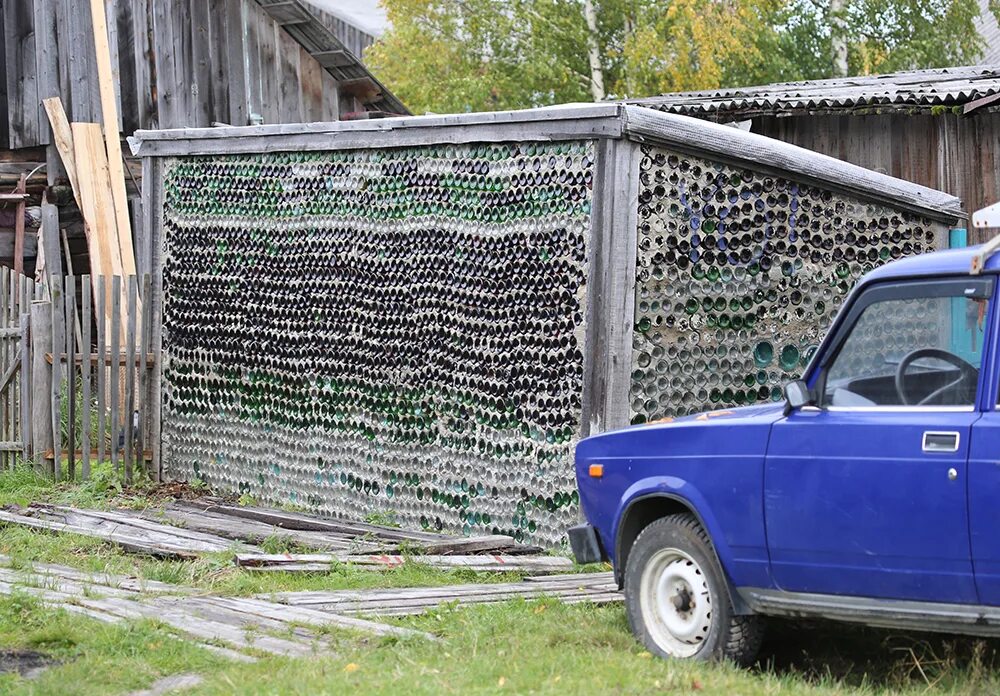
[624,513,763,665]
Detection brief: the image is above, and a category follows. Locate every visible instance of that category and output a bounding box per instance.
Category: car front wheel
[624,513,763,665]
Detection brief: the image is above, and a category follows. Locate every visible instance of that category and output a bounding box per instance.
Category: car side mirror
[783,380,813,416]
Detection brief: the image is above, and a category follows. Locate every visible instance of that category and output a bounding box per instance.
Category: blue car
[571,243,1000,664]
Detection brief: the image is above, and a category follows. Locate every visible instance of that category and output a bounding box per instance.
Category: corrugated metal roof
[630,65,1000,120]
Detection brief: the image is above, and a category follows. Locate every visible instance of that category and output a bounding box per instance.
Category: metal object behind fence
[159,143,595,545]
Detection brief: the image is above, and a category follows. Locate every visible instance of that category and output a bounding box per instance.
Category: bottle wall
[158,141,595,546]
[630,144,941,423]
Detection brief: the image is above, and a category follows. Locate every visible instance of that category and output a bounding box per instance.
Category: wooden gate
[0,267,36,469]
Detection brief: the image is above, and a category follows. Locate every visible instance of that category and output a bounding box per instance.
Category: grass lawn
[1,467,999,695]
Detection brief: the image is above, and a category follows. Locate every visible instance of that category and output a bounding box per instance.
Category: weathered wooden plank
[151,0,177,127]
[175,498,450,543]
[223,0,248,126]
[4,2,39,149]
[189,0,213,128]
[0,553,187,594]
[0,508,202,558]
[48,506,256,549]
[299,45,323,122]
[66,0,98,123]
[49,275,64,478]
[276,28,304,123]
[135,274,151,481]
[207,0,231,123]
[142,158,164,480]
[72,123,119,282]
[91,0,137,278]
[123,275,137,483]
[109,275,121,476]
[19,310,30,463]
[257,16,280,124]
[65,279,76,479]
[130,0,157,130]
[80,275,92,479]
[30,300,53,474]
[42,98,80,206]
[150,504,357,551]
[202,595,435,640]
[95,275,107,467]
[235,553,573,574]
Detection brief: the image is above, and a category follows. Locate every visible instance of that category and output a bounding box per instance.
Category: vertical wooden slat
[20,276,32,464]
[151,0,177,128]
[66,0,98,123]
[4,2,39,149]
[31,300,53,475]
[276,28,303,123]
[224,0,248,126]
[49,274,64,480]
[136,274,151,480]
[244,0,263,124]
[96,275,107,469]
[132,0,157,130]
[189,0,213,128]
[19,310,30,464]
[65,279,76,480]
[81,275,92,479]
[109,275,121,478]
[8,270,16,469]
[0,267,7,471]
[143,158,164,480]
[123,275,137,484]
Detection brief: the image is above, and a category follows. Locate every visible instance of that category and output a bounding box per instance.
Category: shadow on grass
[757,618,1000,690]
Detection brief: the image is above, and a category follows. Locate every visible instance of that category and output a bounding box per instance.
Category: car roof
[863,243,1000,283]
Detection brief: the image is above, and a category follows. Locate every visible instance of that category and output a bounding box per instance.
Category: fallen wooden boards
[263,571,621,617]
[0,555,434,659]
[172,498,542,555]
[235,553,573,574]
[0,504,260,558]
[0,500,548,566]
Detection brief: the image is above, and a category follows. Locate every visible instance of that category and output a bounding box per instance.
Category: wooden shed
[0,0,408,277]
[129,104,962,544]
[632,65,1000,242]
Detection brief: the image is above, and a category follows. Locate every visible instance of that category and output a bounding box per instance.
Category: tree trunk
[829,0,849,77]
[582,0,606,101]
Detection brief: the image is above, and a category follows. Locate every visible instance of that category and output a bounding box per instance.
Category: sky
[302,0,389,37]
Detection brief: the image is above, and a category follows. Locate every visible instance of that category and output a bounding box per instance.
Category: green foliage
[368,0,986,114]
[364,509,400,528]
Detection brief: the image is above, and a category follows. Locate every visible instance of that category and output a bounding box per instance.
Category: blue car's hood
[577,401,785,460]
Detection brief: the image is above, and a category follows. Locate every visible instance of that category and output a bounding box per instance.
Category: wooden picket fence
[0,269,157,483]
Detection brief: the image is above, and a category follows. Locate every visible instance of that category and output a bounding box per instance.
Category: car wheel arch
[614,492,750,615]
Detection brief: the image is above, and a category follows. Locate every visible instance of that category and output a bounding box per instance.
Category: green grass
[2,466,1000,694]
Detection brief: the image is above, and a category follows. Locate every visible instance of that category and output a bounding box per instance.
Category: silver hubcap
[639,547,712,657]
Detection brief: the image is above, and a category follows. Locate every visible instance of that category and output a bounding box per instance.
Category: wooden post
[30,301,53,476]
[49,276,64,480]
[19,311,30,464]
[81,275,92,479]
[13,174,25,277]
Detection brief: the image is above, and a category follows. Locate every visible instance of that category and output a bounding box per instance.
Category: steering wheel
[894,348,977,405]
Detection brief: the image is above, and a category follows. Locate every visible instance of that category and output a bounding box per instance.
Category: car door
[968,293,1000,605]
[764,276,993,604]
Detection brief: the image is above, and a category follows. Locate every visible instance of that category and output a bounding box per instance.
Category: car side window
[823,287,988,408]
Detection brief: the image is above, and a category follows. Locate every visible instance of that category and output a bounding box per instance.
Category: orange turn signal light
[589,464,604,478]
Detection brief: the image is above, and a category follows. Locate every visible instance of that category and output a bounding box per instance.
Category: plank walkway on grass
[235,552,574,574]
[0,499,545,563]
[0,555,434,659]
[262,571,622,617]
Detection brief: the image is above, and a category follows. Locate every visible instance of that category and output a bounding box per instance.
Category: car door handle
[923,431,960,453]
